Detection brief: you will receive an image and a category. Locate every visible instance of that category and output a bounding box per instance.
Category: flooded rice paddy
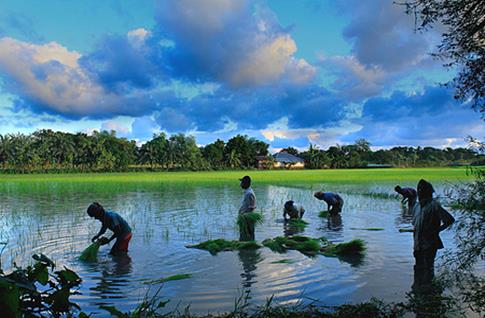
[0,181,455,315]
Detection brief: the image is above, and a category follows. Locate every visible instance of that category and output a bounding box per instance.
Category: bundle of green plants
[270,259,295,264]
[318,211,329,217]
[321,239,366,256]
[262,236,322,255]
[186,239,261,255]
[287,219,309,228]
[399,228,414,233]
[79,241,101,262]
[237,212,264,238]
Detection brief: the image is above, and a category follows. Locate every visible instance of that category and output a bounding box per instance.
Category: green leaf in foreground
[186,239,261,255]
[350,227,384,231]
[143,274,192,285]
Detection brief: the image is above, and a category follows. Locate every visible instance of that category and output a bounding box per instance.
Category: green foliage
[270,259,295,264]
[79,241,101,262]
[0,253,82,317]
[186,239,261,255]
[350,228,384,231]
[398,228,413,233]
[237,212,264,238]
[319,211,329,217]
[321,239,366,256]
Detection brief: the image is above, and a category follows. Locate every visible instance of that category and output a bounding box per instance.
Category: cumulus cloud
[156,0,315,87]
[343,86,485,147]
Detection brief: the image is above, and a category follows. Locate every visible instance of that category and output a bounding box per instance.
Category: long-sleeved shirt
[400,187,417,199]
[412,199,455,251]
[239,187,256,214]
[320,192,342,206]
[98,211,132,238]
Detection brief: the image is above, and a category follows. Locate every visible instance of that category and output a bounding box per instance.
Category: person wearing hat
[238,175,257,241]
[412,179,454,286]
[394,185,417,210]
[87,202,132,255]
[283,200,305,221]
[314,191,344,214]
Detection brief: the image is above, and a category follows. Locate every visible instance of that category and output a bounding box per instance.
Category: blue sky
[0,0,483,150]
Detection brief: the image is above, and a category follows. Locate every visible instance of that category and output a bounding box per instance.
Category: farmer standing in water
[238,176,257,241]
[412,179,454,286]
[87,202,132,255]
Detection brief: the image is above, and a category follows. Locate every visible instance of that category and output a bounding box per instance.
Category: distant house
[274,151,305,169]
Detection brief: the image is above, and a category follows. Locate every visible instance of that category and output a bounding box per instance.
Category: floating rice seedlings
[399,228,414,233]
[143,273,192,285]
[270,259,295,264]
[262,236,322,256]
[288,219,309,228]
[350,227,384,231]
[321,239,366,256]
[318,211,329,218]
[186,239,261,255]
[79,241,101,262]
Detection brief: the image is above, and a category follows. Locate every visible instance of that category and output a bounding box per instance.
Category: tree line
[0,130,481,173]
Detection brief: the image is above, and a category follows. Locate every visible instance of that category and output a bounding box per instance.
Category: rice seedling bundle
[79,241,101,262]
[186,239,261,255]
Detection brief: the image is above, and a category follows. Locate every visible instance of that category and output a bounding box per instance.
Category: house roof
[274,151,305,163]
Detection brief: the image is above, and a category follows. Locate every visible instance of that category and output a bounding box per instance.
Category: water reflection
[327,214,343,232]
[238,249,261,289]
[410,266,446,318]
[283,222,305,236]
[89,253,133,302]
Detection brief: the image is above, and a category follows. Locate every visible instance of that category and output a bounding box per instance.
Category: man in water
[283,200,305,221]
[238,175,257,241]
[87,202,132,255]
[412,179,454,285]
[395,185,417,210]
[314,191,344,214]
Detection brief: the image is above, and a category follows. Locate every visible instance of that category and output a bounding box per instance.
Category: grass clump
[350,227,384,231]
[262,236,322,256]
[319,211,329,217]
[399,228,414,233]
[79,241,101,262]
[186,239,261,255]
[144,273,192,285]
[322,239,366,256]
[287,219,309,228]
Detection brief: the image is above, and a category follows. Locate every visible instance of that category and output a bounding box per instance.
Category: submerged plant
[143,274,192,285]
[79,241,101,262]
[318,211,329,218]
[186,239,261,255]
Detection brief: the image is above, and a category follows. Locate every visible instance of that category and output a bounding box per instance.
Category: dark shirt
[100,211,132,237]
[400,187,417,199]
[321,192,341,205]
[412,199,454,251]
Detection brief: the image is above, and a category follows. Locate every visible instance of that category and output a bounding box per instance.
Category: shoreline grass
[0,167,475,185]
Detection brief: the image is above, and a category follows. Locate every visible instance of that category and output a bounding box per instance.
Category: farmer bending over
[283,200,305,221]
[87,202,132,255]
[238,176,257,241]
[395,185,417,210]
[314,191,344,214]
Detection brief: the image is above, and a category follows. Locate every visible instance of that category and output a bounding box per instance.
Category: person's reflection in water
[411,266,446,318]
[327,214,343,231]
[283,222,304,236]
[238,249,261,289]
[91,253,133,300]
